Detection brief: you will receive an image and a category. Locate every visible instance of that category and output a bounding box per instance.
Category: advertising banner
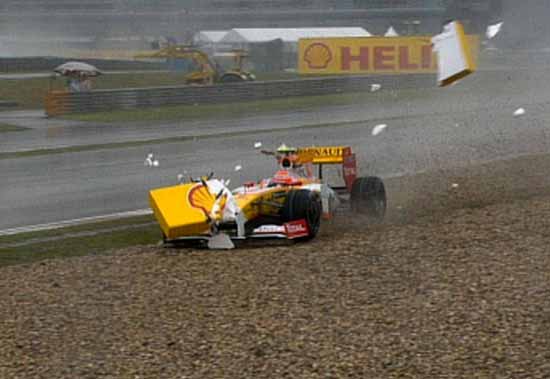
[298,36,479,75]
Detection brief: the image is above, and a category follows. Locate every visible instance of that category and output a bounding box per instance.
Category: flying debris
[384,26,399,37]
[451,183,459,189]
[431,21,475,87]
[486,22,503,40]
[371,124,387,136]
[370,84,382,92]
[144,153,158,167]
[235,165,243,172]
[254,142,263,149]
[513,108,526,117]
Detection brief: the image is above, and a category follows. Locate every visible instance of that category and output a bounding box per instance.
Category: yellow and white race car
[149,145,386,249]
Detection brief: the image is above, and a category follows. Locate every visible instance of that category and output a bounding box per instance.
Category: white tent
[221,27,371,44]
[193,30,229,45]
[385,26,399,37]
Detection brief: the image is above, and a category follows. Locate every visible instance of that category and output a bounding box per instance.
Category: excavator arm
[135,45,254,85]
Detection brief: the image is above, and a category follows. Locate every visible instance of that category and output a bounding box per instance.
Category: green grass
[0,72,192,110]
[64,88,427,124]
[0,123,28,133]
[0,71,306,111]
[0,215,154,245]
[0,215,160,267]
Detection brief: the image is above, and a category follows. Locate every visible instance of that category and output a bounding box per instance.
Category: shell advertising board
[298,36,479,75]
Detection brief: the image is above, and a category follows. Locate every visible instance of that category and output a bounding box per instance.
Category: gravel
[1,154,550,378]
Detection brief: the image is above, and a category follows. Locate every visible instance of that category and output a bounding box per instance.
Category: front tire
[281,189,321,240]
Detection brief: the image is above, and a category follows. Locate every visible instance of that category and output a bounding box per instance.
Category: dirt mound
[2,154,550,378]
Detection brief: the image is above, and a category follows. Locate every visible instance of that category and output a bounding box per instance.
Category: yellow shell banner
[298,35,479,75]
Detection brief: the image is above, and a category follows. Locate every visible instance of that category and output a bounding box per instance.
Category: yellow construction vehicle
[135,45,255,85]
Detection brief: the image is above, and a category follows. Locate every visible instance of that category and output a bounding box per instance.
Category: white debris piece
[384,26,399,37]
[513,107,525,117]
[371,124,387,136]
[452,183,459,189]
[208,233,235,250]
[431,21,475,87]
[486,22,503,39]
[177,174,184,182]
[235,165,242,172]
[152,160,159,167]
[370,83,382,92]
[254,142,263,149]
[144,153,155,167]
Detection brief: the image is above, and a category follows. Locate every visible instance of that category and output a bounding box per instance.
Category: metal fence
[45,74,435,117]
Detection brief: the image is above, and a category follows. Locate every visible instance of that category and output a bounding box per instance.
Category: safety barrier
[45,74,435,117]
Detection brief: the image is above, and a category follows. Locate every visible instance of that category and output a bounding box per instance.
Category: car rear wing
[297,146,357,191]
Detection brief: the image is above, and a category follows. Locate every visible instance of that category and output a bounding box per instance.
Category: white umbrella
[54,61,101,77]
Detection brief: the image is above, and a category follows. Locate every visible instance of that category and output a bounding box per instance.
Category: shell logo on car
[188,184,215,215]
[298,36,479,75]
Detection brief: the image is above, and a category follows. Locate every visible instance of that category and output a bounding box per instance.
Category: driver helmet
[276,144,299,168]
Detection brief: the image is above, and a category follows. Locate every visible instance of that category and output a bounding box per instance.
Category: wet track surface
[1,68,549,230]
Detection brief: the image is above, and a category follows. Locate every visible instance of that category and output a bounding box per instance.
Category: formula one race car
[149,144,386,249]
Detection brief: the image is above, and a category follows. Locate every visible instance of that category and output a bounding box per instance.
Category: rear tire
[350,176,386,223]
[281,189,321,240]
[220,73,246,83]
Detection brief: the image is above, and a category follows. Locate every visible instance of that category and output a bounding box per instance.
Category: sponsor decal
[253,225,286,234]
[342,149,357,191]
[284,219,310,239]
[299,147,344,158]
[188,184,214,216]
[299,36,479,75]
[304,42,333,69]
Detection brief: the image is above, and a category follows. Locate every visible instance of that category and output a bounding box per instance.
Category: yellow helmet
[276,143,297,153]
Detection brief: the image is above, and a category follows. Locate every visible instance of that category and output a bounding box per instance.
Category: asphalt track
[1,68,549,230]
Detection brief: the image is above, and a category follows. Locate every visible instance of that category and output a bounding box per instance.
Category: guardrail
[45,74,435,117]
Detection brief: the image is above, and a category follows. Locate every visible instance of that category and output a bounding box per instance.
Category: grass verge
[0,72,192,110]
[0,123,29,133]
[0,71,303,111]
[64,87,431,124]
[0,215,160,267]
